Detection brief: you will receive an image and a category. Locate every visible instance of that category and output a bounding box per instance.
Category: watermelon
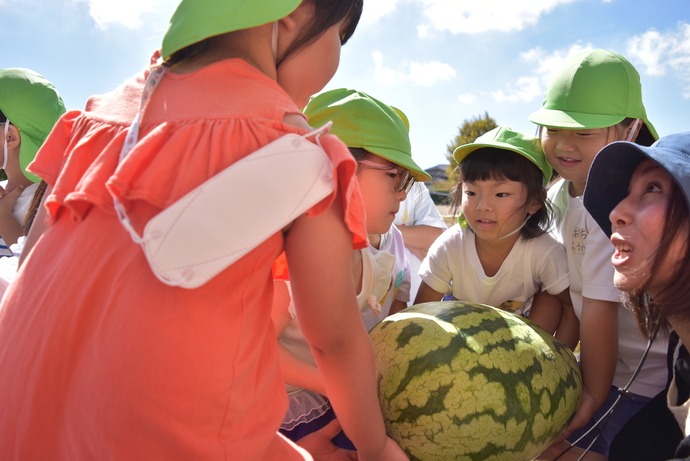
[370,301,581,461]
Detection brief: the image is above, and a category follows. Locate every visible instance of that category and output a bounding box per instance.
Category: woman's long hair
[623,181,690,338]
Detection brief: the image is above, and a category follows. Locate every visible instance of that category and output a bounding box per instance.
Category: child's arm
[560,297,618,440]
[389,299,408,316]
[285,196,407,460]
[554,293,579,351]
[414,281,445,304]
[396,225,444,260]
[528,291,562,336]
[529,289,579,350]
[271,280,327,396]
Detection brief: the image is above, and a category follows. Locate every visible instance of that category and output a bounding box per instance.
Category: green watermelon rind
[370,301,582,461]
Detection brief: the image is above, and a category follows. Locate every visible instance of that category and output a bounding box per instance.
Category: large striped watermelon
[370,301,581,461]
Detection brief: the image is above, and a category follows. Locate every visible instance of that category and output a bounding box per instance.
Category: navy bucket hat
[584,132,690,237]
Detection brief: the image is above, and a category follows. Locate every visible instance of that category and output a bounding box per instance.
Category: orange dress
[0,59,367,460]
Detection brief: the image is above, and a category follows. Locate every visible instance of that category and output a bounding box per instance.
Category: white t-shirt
[549,179,667,398]
[420,223,569,314]
[393,182,447,304]
[362,225,410,331]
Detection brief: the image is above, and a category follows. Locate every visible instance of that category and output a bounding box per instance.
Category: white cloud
[360,0,403,25]
[627,23,690,98]
[373,51,457,86]
[458,93,477,104]
[521,43,594,78]
[75,0,174,29]
[419,0,581,35]
[492,76,542,102]
[492,43,593,103]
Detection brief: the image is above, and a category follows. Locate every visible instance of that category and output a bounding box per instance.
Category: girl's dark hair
[348,146,372,163]
[278,0,363,67]
[23,180,48,233]
[165,0,363,67]
[449,147,553,240]
[622,180,690,339]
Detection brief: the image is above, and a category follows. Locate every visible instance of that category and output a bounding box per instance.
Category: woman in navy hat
[584,131,690,460]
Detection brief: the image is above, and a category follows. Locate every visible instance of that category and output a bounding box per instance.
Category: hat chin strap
[2,119,9,171]
[626,119,642,142]
[467,214,531,241]
[272,22,279,64]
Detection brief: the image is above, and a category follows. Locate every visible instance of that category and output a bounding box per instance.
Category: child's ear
[5,125,21,150]
[527,189,546,215]
[623,119,642,142]
[527,196,543,215]
[279,6,302,35]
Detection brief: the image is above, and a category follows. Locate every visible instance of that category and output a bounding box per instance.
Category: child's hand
[296,419,357,461]
[0,185,23,216]
[555,390,600,444]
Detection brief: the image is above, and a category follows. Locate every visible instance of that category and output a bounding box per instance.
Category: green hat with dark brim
[161,0,302,60]
[453,126,553,187]
[304,88,431,181]
[529,49,658,140]
[0,68,66,183]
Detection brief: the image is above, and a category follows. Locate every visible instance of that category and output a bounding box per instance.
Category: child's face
[541,126,623,196]
[277,6,345,108]
[609,159,688,298]
[356,156,408,235]
[461,178,540,242]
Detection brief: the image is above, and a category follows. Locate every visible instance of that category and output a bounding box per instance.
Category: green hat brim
[305,89,431,182]
[0,68,65,183]
[529,108,659,140]
[362,144,431,182]
[17,132,42,183]
[162,0,302,60]
[453,126,552,187]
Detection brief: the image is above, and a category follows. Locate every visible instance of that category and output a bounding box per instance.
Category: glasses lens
[397,171,415,193]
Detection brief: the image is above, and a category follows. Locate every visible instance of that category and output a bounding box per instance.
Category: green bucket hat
[453,126,553,187]
[161,0,301,60]
[0,68,66,183]
[529,49,658,139]
[304,88,431,181]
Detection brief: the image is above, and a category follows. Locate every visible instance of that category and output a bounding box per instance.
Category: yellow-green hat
[161,0,301,60]
[0,68,66,183]
[529,49,658,139]
[453,126,552,187]
[304,88,431,181]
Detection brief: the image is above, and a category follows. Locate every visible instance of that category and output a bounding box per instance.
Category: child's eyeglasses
[357,159,416,193]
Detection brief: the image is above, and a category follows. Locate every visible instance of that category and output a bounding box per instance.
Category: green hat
[0,68,66,183]
[529,49,658,139]
[161,0,301,60]
[304,88,431,181]
[453,126,553,187]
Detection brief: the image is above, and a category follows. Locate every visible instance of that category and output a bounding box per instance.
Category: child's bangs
[459,147,525,184]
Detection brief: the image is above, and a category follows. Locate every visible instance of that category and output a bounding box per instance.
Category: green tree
[443,112,497,186]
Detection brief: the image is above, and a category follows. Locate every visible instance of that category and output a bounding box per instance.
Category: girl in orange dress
[0,1,408,460]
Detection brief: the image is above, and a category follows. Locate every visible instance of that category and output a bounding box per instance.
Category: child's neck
[474,231,520,278]
[568,180,586,197]
[368,233,382,250]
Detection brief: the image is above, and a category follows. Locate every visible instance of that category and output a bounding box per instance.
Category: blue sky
[2,0,689,169]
